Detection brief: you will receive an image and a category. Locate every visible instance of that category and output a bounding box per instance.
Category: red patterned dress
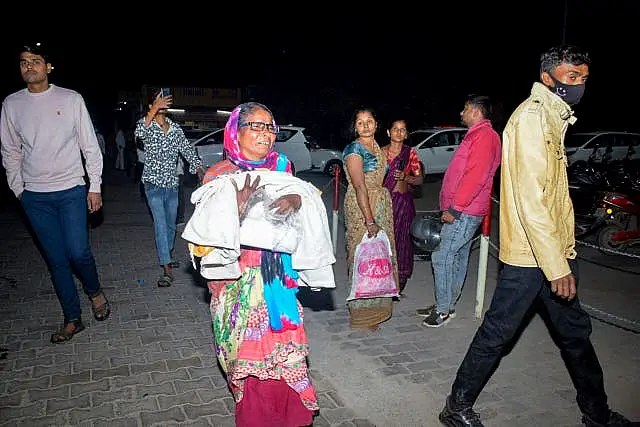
[199,159,318,427]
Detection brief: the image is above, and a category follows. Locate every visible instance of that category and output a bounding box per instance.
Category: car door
[273,129,312,173]
[609,134,635,162]
[194,130,224,168]
[582,134,612,163]
[421,130,464,174]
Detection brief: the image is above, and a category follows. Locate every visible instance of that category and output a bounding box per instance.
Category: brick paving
[0,170,638,427]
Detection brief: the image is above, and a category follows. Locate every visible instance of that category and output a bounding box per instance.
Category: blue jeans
[21,185,102,323]
[144,182,178,266]
[449,259,610,424]
[431,213,483,314]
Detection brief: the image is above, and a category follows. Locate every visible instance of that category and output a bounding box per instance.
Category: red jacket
[439,120,501,217]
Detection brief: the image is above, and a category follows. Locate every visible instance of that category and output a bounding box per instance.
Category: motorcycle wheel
[596,224,627,256]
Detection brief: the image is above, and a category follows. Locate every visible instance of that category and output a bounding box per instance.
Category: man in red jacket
[417,95,501,327]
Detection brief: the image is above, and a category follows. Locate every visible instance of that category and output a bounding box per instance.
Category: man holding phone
[135,87,204,287]
[417,95,501,328]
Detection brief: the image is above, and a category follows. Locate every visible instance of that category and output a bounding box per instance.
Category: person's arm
[405,148,423,186]
[176,128,204,177]
[134,119,150,141]
[0,102,25,198]
[449,131,499,217]
[75,95,103,194]
[509,114,570,281]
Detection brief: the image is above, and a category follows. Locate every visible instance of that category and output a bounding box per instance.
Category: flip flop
[51,319,85,344]
[90,291,111,321]
[157,274,174,288]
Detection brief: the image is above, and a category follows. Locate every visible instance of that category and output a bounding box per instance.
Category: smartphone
[397,159,407,171]
[160,87,171,98]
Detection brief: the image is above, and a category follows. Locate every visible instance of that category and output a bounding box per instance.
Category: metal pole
[331,167,341,254]
[475,186,493,320]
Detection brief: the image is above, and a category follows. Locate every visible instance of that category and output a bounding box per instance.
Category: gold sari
[343,140,399,329]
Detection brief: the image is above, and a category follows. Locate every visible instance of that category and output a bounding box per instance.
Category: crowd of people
[1,41,637,427]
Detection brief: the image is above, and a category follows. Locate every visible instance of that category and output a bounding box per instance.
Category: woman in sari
[342,107,399,331]
[381,119,423,296]
[199,102,318,427]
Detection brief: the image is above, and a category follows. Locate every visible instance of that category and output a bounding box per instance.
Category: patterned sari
[342,140,399,329]
[198,105,318,426]
[382,144,419,292]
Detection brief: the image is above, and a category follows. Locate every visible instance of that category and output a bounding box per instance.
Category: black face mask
[549,74,585,106]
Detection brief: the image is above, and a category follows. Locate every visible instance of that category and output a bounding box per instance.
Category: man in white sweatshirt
[0,43,111,344]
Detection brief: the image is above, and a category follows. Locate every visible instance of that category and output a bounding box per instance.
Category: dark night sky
[0,2,638,142]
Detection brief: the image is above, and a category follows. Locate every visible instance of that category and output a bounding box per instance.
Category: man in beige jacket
[438,45,637,427]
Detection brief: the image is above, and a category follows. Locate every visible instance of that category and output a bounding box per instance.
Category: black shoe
[439,397,483,427]
[583,411,639,427]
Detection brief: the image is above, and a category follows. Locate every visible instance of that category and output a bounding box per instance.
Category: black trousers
[450,259,610,424]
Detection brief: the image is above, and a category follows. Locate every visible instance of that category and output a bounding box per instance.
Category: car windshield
[407,130,438,147]
[565,133,595,148]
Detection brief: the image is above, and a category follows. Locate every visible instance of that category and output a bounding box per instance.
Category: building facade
[116,85,246,130]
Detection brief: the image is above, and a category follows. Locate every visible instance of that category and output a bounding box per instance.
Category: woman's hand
[270,194,301,215]
[232,174,261,215]
[365,221,380,238]
[393,170,406,181]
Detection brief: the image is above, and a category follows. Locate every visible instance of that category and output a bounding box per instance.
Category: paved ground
[0,169,638,427]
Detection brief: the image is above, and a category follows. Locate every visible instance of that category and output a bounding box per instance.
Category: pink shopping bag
[347,230,398,301]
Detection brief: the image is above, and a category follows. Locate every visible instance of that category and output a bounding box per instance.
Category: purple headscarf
[223,104,280,171]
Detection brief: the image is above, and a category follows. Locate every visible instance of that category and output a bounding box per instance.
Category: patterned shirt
[135,117,202,188]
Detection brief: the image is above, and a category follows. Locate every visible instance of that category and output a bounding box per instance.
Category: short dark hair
[466,95,492,120]
[146,86,162,104]
[21,44,50,63]
[540,45,590,76]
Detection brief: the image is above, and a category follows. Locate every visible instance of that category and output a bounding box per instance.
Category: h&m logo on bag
[357,258,392,278]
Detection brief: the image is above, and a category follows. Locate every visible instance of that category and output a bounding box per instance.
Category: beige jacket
[499,82,578,281]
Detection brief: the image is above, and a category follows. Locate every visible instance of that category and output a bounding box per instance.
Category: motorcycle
[595,189,640,254]
[605,144,640,192]
[568,144,612,238]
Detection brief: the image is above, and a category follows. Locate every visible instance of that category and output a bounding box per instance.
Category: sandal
[90,291,111,321]
[51,319,85,344]
[157,274,174,288]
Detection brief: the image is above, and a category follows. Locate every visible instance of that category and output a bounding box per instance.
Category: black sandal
[51,319,85,344]
[157,273,174,287]
[90,292,111,321]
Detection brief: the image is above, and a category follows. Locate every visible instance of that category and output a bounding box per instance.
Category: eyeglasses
[239,121,279,134]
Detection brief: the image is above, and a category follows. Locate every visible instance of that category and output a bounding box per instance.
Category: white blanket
[182,170,336,288]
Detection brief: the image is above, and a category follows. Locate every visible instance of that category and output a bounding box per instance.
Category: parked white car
[183,127,219,144]
[407,127,468,175]
[565,131,640,165]
[192,125,313,174]
[307,139,343,176]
